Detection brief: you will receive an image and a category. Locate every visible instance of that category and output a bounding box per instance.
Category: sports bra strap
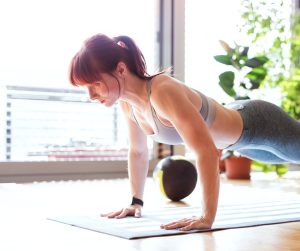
[198,91,209,121]
[146,80,152,96]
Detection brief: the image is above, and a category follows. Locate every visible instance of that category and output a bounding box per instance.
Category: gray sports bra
[131,80,216,145]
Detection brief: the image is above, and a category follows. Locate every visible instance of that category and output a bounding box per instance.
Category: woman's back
[149,74,244,149]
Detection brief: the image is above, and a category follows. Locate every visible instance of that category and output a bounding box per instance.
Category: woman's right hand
[101,204,142,219]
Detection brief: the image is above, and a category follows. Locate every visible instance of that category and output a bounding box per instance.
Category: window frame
[0,0,186,183]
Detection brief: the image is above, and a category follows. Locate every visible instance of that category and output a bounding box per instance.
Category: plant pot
[218,149,226,173]
[224,156,252,180]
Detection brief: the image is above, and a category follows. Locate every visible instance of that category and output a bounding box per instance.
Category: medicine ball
[153,155,197,201]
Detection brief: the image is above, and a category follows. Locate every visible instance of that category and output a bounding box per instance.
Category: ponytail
[69,33,163,86]
[113,35,150,79]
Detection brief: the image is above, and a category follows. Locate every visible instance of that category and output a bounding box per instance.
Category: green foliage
[218,71,236,97]
[239,0,291,89]
[280,13,300,120]
[252,160,288,177]
[239,0,300,121]
[214,40,268,100]
[280,69,300,120]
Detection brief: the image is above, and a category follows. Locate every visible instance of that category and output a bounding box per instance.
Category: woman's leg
[227,100,300,164]
[237,149,288,164]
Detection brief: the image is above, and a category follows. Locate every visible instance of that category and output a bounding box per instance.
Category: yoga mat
[48,200,300,239]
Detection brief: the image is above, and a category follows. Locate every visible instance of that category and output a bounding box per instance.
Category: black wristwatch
[131,197,144,207]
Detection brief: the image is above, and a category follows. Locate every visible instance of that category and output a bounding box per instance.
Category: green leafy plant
[214,40,268,100]
[280,13,300,121]
[239,0,291,89]
[252,160,288,177]
[239,0,300,121]
[217,2,298,174]
[280,70,300,120]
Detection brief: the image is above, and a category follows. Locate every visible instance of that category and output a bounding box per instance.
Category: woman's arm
[126,108,149,202]
[101,101,149,219]
[151,79,220,230]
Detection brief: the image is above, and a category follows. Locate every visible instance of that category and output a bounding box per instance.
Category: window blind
[3,85,129,161]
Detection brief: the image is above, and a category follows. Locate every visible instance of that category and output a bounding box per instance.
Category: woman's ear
[116,61,128,77]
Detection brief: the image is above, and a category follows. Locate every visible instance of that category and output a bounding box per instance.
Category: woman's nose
[87,87,97,100]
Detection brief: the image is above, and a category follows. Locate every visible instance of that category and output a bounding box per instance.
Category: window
[0,0,157,162]
[185,1,241,103]
[3,86,130,161]
[180,1,241,158]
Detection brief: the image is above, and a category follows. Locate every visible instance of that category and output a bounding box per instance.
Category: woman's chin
[104,101,115,107]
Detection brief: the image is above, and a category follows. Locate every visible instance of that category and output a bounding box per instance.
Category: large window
[0,0,157,162]
[185,0,241,103]
[181,1,241,158]
[2,86,129,161]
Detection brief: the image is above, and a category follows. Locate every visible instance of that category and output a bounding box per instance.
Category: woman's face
[85,73,122,107]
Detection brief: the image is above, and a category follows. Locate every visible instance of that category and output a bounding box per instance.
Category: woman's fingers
[115,208,132,219]
[101,205,142,219]
[161,218,191,229]
[179,222,196,231]
[101,208,135,219]
[100,209,123,218]
[161,220,193,230]
[161,216,211,231]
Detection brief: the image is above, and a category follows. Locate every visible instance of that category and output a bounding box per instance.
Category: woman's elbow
[195,144,219,162]
[128,146,148,158]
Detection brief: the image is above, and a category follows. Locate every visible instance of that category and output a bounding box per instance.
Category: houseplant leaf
[245,67,267,89]
[244,56,268,68]
[218,71,236,97]
[219,40,234,54]
[246,67,267,77]
[240,46,249,56]
[249,80,260,90]
[214,55,232,65]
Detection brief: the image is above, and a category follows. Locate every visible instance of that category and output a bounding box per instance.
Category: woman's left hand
[160,216,212,231]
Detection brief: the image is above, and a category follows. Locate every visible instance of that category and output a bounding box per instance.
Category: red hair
[69,34,154,86]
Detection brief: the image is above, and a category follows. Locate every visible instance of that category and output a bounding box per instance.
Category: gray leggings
[226,100,300,164]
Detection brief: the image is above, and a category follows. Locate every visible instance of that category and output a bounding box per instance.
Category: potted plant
[218,149,226,173]
[214,40,269,179]
[252,160,288,178]
[238,1,300,173]
[280,13,300,122]
[216,1,300,178]
[222,151,252,179]
[214,40,269,100]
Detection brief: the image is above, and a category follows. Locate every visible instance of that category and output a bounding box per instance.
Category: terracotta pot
[218,150,226,173]
[224,156,252,179]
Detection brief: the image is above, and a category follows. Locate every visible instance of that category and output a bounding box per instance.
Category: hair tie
[117,41,129,50]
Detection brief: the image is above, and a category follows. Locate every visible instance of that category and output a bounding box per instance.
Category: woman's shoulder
[150,74,207,114]
[150,75,192,112]
[151,74,184,95]
[119,100,132,115]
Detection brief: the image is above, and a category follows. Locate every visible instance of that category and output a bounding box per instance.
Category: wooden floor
[1,171,300,251]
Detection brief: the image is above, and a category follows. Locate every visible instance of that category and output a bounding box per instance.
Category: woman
[69,33,300,231]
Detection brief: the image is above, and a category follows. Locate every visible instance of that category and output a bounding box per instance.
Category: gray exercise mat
[48,200,300,239]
